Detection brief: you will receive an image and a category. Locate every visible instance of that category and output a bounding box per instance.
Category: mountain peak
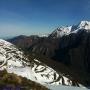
[49,26,72,38]
[78,20,90,30]
[80,20,90,24]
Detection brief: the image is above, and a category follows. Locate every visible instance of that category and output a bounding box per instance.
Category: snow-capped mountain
[50,26,72,38]
[0,39,82,86]
[78,21,90,30]
[49,21,90,38]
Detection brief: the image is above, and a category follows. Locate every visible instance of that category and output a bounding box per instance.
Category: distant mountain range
[49,21,90,38]
[6,21,90,88]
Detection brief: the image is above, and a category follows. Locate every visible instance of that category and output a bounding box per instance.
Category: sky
[0,0,90,38]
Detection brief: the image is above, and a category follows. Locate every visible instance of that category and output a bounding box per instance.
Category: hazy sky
[0,0,90,38]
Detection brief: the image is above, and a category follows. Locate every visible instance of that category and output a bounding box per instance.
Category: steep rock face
[29,38,60,58]
[0,39,80,86]
[52,30,90,86]
[53,29,89,67]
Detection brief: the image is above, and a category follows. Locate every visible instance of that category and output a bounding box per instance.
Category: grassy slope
[0,70,49,90]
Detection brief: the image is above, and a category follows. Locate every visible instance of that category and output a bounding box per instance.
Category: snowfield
[47,85,90,90]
